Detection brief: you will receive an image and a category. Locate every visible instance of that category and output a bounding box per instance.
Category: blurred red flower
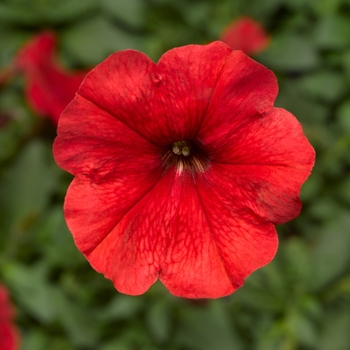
[220,17,270,55]
[53,41,315,298]
[0,285,19,350]
[13,31,88,125]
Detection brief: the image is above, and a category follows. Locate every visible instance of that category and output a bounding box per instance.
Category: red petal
[220,17,270,55]
[198,50,278,145]
[0,323,19,350]
[14,31,87,125]
[151,173,235,298]
[195,176,278,288]
[78,42,232,144]
[203,108,315,224]
[53,95,161,181]
[0,285,20,350]
[66,168,275,298]
[63,153,163,252]
[155,43,231,141]
[63,173,163,295]
[158,173,277,298]
[0,285,13,320]
[66,170,177,295]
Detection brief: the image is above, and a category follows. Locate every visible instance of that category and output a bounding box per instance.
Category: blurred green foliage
[0,0,350,349]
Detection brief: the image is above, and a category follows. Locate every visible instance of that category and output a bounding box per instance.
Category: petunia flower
[0,285,19,350]
[220,17,270,55]
[13,31,88,125]
[53,41,315,299]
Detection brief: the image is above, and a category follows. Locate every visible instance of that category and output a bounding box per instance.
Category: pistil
[172,141,191,156]
[163,140,210,174]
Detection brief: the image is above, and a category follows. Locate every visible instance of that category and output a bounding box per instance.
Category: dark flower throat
[162,140,210,173]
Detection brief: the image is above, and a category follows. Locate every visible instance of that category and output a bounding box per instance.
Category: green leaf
[0,3,39,25]
[21,329,53,350]
[232,261,286,312]
[318,308,350,350]
[308,196,342,221]
[316,0,345,14]
[29,206,84,269]
[282,238,312,291]
[101,326,155,350]
[336,100,350,133]
[314,15,350,49]
[0,0,97,26]
[284,0,318,10]
[343,49,350,80]
[181,2,212,27]
[0,140,59,234]
[257,34,319,71]
[337,177,350,205]
[0,92,36,164]
[287,310,318,348]
[61,16,142,66]
[21,331,74,350]
[53,288,100,347]
[296,71,347,103]
[245,0,283,20]
[0,27,30,67]
[256,321,288,350]
[310,214,350,291]
[99,294,143,320]
[100,340,130,350]
[2,262,56,323]
[146,299,172,343]
[276,81,329,125]
[100,0,145,28]
[176,301,243,350]
[300,173,323,202]
[232,285,284,312]
[37,0,97,24]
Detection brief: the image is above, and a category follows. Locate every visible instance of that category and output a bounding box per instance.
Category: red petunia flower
[13,31,87,125]
[220,17,270,55]
[0,285,19,350]
[53,41,315,299]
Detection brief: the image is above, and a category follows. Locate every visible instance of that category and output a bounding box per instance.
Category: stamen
[182,146,190,156]
[172,141,191,156]
[172,145,181,155]
[164,140,210,173]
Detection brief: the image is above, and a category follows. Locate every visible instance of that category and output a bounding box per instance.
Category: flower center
[172,141,191,157]
[162,140,210,174]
